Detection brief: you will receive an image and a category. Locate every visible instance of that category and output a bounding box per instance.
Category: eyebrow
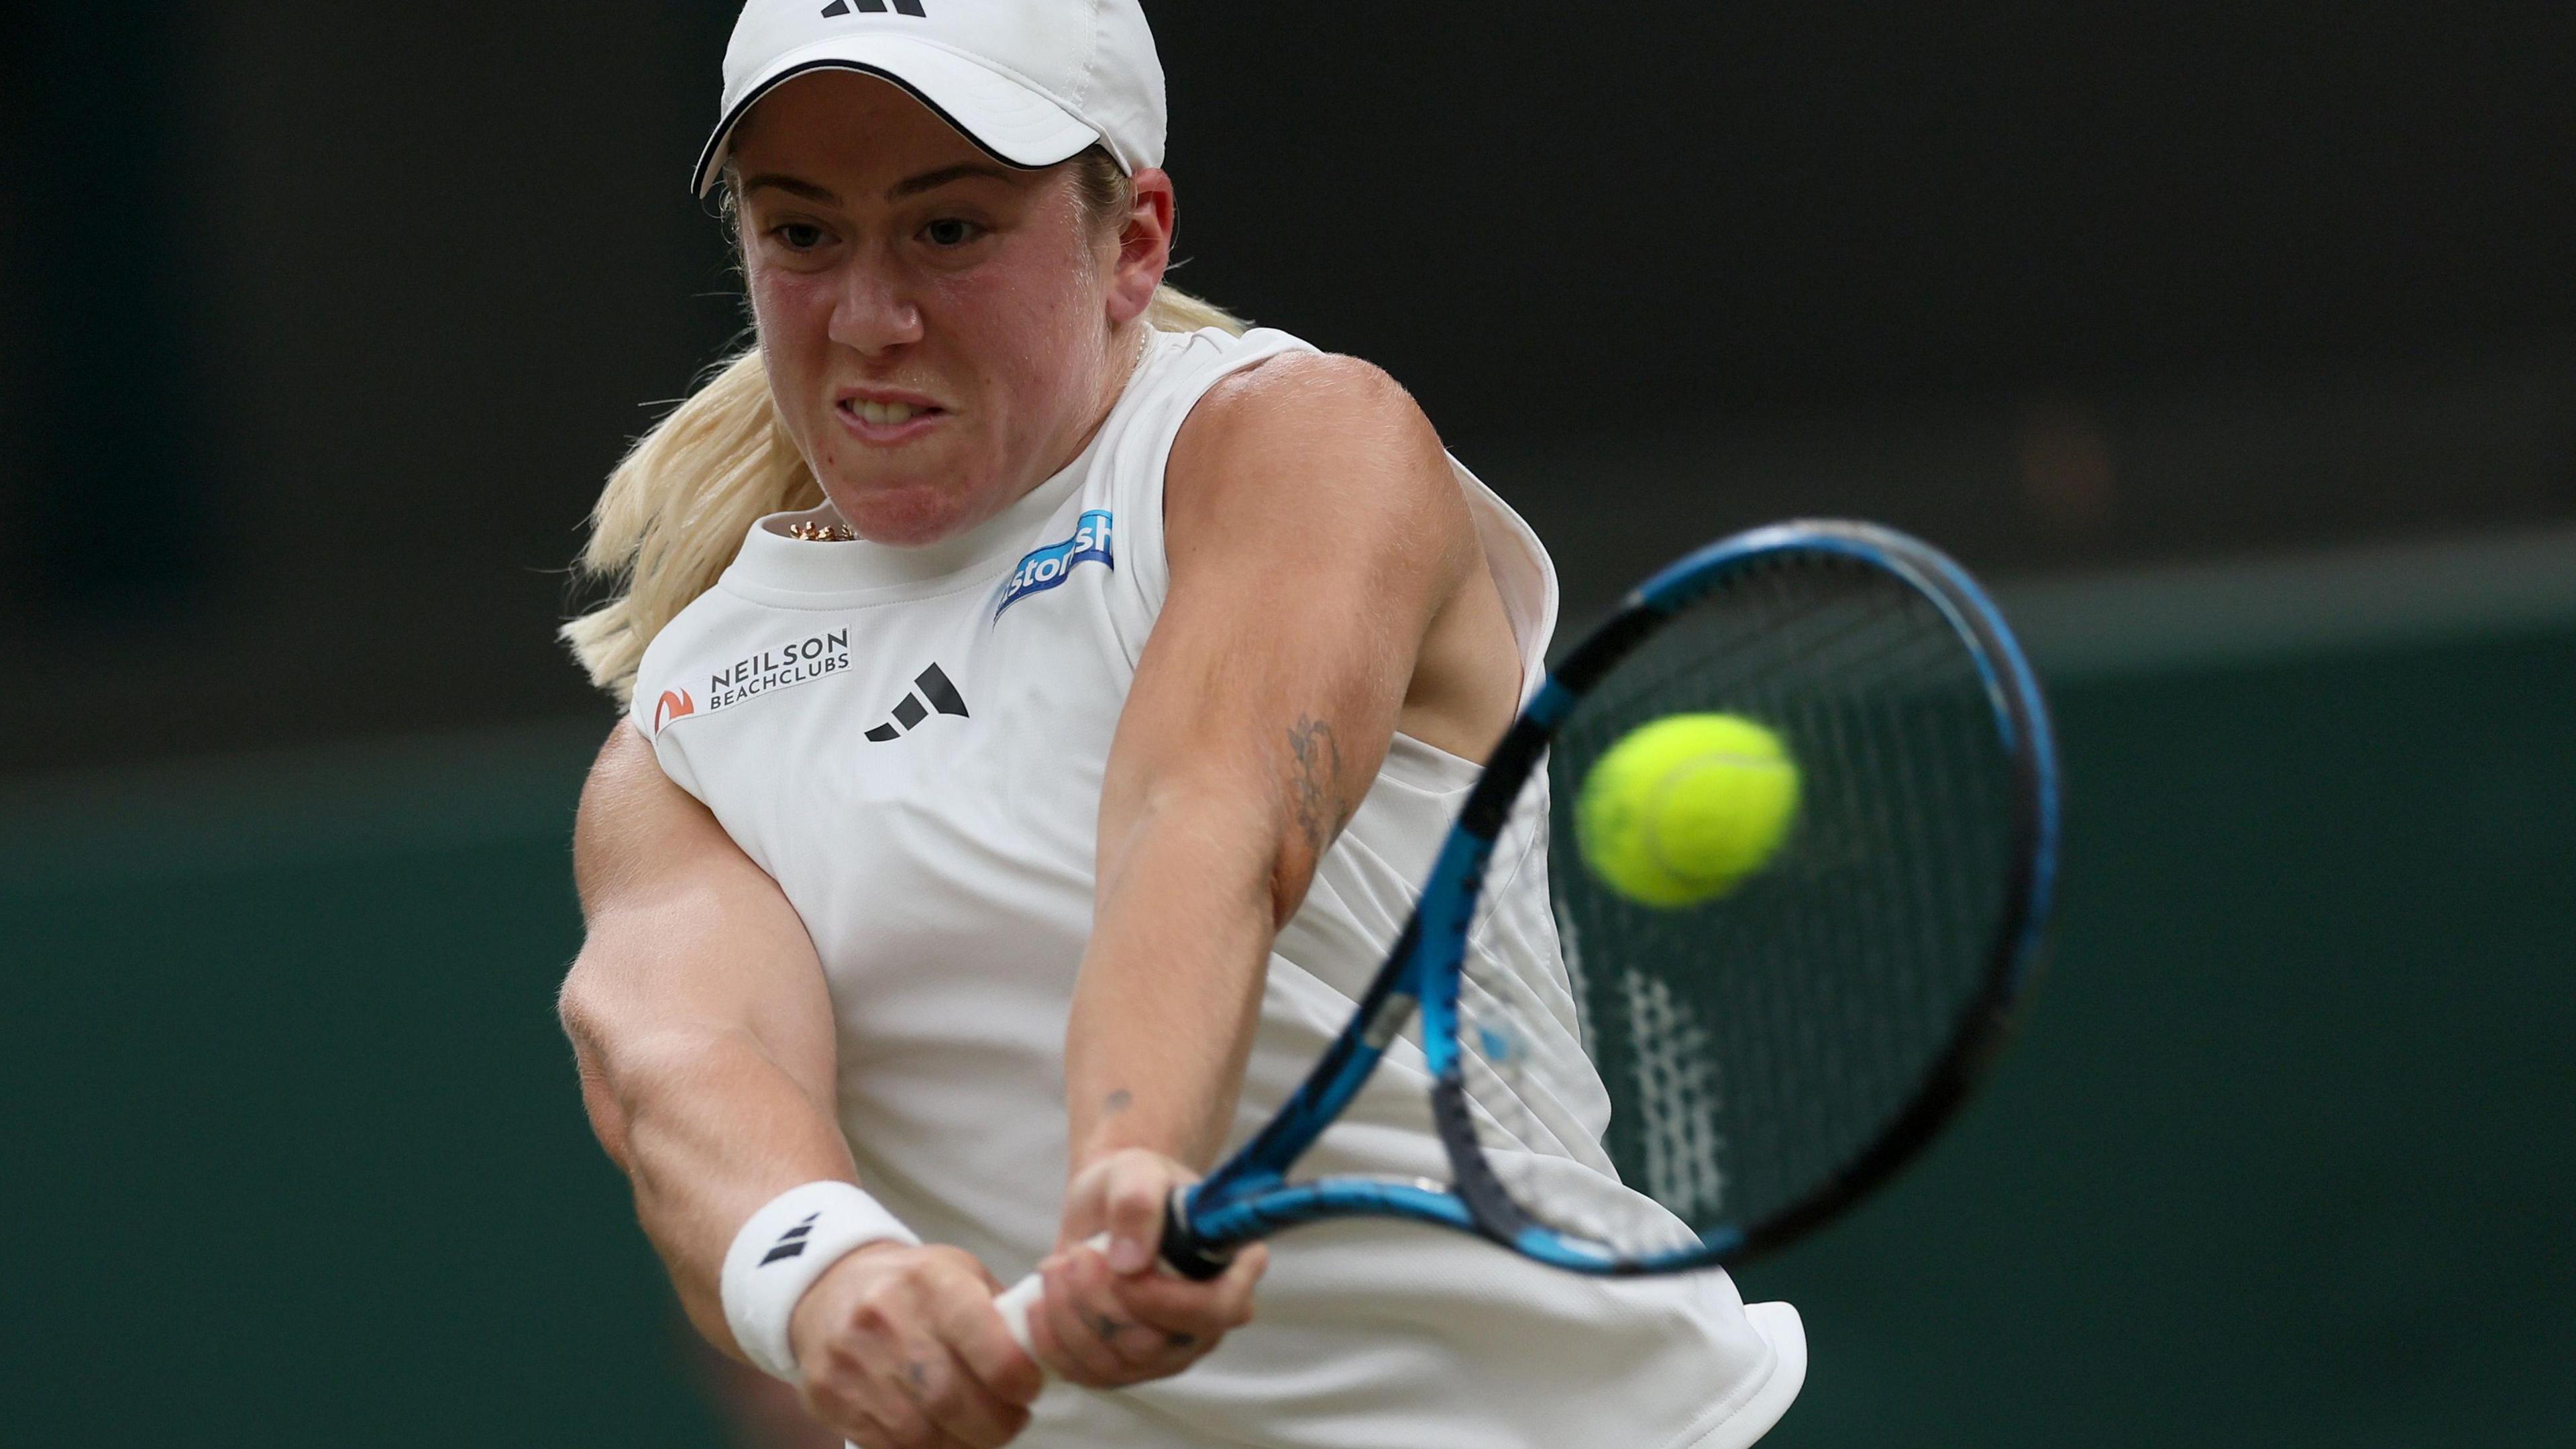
[739,162,1018,207]
[884,162,1017,200]
[741,174,839,205]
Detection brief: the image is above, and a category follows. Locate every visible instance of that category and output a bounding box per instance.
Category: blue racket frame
[1149,521,2063,1280]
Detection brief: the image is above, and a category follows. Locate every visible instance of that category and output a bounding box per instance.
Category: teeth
[853,400,922,426]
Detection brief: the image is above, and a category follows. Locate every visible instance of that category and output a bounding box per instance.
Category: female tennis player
[557,3,1803,1446]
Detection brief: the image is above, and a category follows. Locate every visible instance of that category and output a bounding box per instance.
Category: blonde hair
[562,154,1244,703]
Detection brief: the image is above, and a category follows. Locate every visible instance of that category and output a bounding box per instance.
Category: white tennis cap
[694,0,1168,197]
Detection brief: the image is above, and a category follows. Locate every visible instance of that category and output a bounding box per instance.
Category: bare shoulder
[1153,348,1520,759]
[1193,350,1421,415]
[572,720,703,912]
[1177,352,1439,467]
[1166,351,1472,565]
[582,717,657,796]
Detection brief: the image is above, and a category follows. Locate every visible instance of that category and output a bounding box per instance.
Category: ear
[1106,168,1177,328]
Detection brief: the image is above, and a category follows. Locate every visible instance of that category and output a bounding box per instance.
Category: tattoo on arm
[1104,1089,1133,1116]
[1286,715,1346,856]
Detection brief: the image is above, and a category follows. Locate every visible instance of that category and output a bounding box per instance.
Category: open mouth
[835,394,951,444]
[842,398,945,427]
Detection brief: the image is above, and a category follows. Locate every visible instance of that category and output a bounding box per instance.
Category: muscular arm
[567,730,1042,1442]
[1062,353,1522,1193]
[559,724,854,1352]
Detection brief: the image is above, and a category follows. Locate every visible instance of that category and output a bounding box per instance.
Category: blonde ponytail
[1140,285,1247,339]
[563,286,1246,702]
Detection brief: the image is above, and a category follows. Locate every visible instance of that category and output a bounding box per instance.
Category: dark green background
[7,623,2571,1444]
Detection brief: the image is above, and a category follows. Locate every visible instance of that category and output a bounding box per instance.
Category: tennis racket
[995,519,2061,1336]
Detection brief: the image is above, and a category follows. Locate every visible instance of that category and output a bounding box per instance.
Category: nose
[828,261,924,356]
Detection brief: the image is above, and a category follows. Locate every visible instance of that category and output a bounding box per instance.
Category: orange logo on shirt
[653,689,697,733]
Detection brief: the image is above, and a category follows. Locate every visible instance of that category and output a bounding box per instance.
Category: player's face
[729,73,1142,546]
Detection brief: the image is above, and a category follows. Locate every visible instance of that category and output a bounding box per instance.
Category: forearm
[578,1022,859,1353]
[1061,356,1479,1193]
[1064,788,1285,1175]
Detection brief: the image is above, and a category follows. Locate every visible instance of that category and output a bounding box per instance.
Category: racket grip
[994,1270,1046,1354]
[991,1245,1079,1355]
[992,1191,1235,1358]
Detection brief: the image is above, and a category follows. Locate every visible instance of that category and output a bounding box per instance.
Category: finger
[1036,1247,1143,1385]
[877,1419,982,1449]
[1210,1239,1269,1324]
[808,1377,926,1449]
[804,1332,917,1444]
[1053,1246,1153,1377]
[896,1344,1030,1449]
[812,1320,981,1449]
[1022,1269,1097,1385]
[1100,1154,1172,1275]
[872,1340,1016,1449]
[938,1271,1046,1408]
[862,1380,937,1449]
[1083,1289,1216,1378]
[1077,1239,1183,1370]
[1055,1161,1110,1252]
[1098,1242,1270,1342]
[827,1410,899,1449]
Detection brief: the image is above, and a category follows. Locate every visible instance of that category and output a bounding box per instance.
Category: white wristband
[720,1181,921,1381]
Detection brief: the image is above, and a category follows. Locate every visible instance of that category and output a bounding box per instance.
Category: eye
[771,222,828,252]
[923,217,985,248]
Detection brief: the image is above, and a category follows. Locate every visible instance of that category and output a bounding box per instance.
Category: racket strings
[1454,810,1705,1254]
[1455,553,2019,1258]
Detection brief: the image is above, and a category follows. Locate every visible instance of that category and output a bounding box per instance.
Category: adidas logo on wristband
[722,1181,924,1381]
[761,1212,822,1265]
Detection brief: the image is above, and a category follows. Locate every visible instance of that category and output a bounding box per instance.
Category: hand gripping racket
[994,519,2061,1342]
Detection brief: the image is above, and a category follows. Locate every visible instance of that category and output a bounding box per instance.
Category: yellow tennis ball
[1575,713,1801,908]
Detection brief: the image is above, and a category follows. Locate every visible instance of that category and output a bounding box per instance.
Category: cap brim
[694,35,1102,197]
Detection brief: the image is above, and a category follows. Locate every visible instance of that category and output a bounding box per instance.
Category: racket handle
[990,1243,1085,1356]
[991,1191,1233,1357]
[994,1271,1046,1353]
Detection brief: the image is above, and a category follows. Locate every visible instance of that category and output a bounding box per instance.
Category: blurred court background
[5,3,2572,1444]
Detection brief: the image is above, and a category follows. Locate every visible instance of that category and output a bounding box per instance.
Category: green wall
[1,734,717,1446]
[1748,627,2576,1445]
[6,627,2570,1444]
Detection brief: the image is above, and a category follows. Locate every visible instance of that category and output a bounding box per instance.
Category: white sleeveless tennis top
[631,325,1805,1448]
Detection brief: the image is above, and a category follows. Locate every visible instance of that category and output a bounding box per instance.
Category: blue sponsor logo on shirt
[996,511,1114,619]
